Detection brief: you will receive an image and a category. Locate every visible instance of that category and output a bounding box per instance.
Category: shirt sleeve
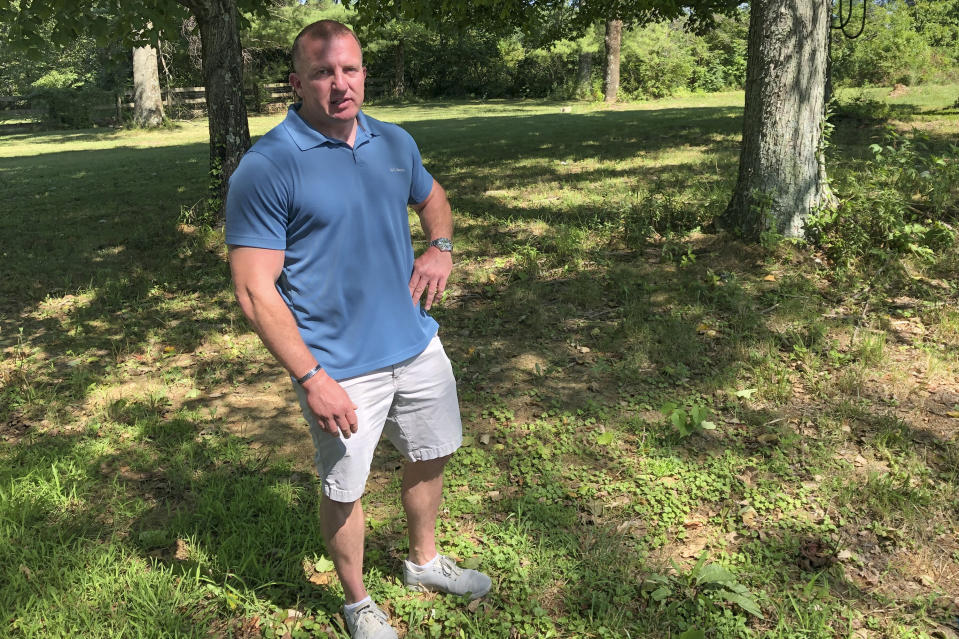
[406,134,435,206]
[225,150,291,250]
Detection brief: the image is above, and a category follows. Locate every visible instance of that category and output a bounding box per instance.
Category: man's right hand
[302,371,359,438]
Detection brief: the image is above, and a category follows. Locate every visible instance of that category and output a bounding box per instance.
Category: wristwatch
[429,237,453,252]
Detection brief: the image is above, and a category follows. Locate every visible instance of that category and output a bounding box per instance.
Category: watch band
[429,237,453,252]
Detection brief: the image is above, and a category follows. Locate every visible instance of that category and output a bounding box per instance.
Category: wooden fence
[0,82,297,131]
[1,79,391,131]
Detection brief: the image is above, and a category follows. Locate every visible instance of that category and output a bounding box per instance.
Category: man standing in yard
[225,19,491,639]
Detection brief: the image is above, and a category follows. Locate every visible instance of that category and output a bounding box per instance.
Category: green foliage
[809,129,959,266]
[911,0,959,60]
[694,11,748,92]
[643,554,764,623]
[660,402,716,439]
[623,191,715,246]
[832,0,943,87]
[616,12,748,99]
[833,93,892,122]
[621,21,699,99]
[28,85,114,128]
[179,155,226,228]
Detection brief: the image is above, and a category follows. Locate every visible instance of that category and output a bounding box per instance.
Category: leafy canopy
[0,0,273,57]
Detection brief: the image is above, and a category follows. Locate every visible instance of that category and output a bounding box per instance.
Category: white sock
[344,595,372,613]
[408,554,439,570]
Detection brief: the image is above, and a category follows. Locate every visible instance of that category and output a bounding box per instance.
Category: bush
[620,21,699,98]
[833,94,892,122]
[832,1,937,87]
[695,12,748,91]
[808,130,959,266]
[28,86,115,128]
[618,13,748,99]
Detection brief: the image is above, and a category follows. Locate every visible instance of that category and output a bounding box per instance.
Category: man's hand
[302,371,359,438]
[409,246,452,311]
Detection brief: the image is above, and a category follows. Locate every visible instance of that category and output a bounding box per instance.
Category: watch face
[431,238,453,251]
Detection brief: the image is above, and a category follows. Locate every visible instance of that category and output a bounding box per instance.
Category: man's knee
[321,494,362,525]
[410,454,451,472]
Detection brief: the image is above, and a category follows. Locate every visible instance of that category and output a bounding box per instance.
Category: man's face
[290,34,366,133]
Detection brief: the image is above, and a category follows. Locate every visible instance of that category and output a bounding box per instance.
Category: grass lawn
[1,87,958,638]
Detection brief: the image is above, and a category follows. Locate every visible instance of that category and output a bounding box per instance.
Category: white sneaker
[404,554,492,600]
[342,600,397,639]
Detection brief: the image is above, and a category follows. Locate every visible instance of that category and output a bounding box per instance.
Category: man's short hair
[292,20,362,72]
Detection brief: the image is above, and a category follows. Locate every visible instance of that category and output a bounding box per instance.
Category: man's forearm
[237,287,319,380]
[416,181,453,242]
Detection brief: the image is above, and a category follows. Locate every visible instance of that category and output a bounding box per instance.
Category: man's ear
[289,72,301,98]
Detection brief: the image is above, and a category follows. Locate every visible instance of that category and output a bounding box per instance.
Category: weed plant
[810,128,958,267]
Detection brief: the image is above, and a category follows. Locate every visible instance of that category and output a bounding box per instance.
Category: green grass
[2,87,958,638]
[835,83,959,111]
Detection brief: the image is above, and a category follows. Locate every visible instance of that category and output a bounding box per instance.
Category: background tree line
[4,0,958,120]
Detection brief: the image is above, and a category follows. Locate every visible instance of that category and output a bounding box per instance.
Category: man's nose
[332,68,346,89]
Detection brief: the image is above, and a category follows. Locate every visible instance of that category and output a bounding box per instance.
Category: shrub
[28,86,114,129]
[832,1,937,87]
[621,21,698,98]
[808,130,959,266]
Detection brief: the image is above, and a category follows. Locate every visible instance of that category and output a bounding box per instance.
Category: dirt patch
[888,83,910,98]
[213,375,316,471]
[1,411,31,444]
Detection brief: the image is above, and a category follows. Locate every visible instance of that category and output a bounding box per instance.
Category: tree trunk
[178,0,251,222]
[577,50,592,99]
[132,44,165,127]
[603,19,622,103]
[157,40,175,110]
[393,38,405,98]
[824,28,833,106]
[723,0,835,239]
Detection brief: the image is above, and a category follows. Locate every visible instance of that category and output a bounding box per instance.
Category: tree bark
[603,19,622,103]
[178,0,251,222]
[577,50,592,99]
[132,44,165,127]
[393,38,405,98]
[723,0,835,239]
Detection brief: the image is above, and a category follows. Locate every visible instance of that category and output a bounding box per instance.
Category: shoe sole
[405,582,491,600]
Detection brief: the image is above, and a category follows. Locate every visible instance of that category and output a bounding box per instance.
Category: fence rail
[0,81,309,131]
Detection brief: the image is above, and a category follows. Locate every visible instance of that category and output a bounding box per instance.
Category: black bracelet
[295,364,322,385]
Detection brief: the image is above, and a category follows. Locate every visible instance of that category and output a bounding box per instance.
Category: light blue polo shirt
[225,105,439,380]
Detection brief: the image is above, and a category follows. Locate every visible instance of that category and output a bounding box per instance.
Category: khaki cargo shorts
[292,335,462,502]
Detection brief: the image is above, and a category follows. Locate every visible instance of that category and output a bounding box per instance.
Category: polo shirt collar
[283,104,379,151]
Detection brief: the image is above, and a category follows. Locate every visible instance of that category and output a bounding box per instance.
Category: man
[225,20,491,639]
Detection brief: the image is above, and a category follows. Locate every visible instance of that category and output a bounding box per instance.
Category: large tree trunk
[576,50,592,99]
[178,0,251,222]
[603,19,622,103]
[723,0,835,239]
[132,44,165,127]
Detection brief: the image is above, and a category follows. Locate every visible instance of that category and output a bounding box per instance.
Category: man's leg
[321,495,368,604]
[402,455,450,565]
[390,337,491,599]
[400,453,491,599]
